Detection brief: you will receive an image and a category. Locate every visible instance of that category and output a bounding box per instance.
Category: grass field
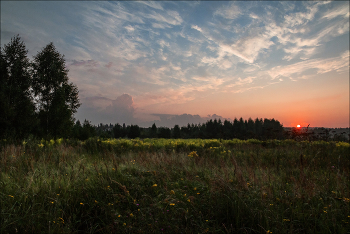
[1,138,349,233]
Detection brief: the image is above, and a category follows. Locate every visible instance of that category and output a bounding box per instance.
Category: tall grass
[1,138,349,233]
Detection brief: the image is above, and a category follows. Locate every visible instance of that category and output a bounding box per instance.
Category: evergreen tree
[150,123,157,138]
[128,125,140,139]
[173,124,181,138]
[158,127,171,138]
[113,123,123,138]
[0,35,36,138]
[32,42,80,138]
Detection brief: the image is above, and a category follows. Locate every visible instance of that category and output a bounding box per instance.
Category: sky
[1,1,349,128]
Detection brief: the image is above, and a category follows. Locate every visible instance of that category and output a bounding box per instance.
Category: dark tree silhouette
[32,42,80,138]
[173,124,181,138]
[129,124,140,139]
[150,123,157,138]
[0,35,36,139]
[158,127,171,138]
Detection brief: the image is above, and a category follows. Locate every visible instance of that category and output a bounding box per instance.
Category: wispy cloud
[268,51,349,80]
[214,3,241,20]
[322,3,349,20]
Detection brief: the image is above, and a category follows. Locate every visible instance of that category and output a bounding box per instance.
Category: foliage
[0,35,36,139]
[0,35,80,140]
[1,138,349,233]
[32,42,80,138]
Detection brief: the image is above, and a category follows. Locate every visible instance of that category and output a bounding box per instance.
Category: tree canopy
[0,35,80,139]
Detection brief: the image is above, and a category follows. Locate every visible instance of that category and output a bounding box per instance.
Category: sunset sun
[297,125,301,128]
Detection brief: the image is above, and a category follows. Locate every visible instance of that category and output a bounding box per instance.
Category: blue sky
[1,1,349,127]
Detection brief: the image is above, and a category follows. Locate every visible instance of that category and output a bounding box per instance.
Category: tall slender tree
[32,42,80,138]
[0,35,36,138]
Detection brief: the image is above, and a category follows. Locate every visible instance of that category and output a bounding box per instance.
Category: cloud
[191,25,202,32]
[139,1,164,10]
[139,113,226,128]
[268,52,349,80]
[322,4,349,20]
[77,94,137,125]
[143,10,183,27]
[125,25,135,32]
[214,3,241,20]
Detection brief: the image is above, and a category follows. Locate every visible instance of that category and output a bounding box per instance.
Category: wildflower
[95,200,98,203]
[187,199,190,202]
[118,215,121,217]
[8,195,14,198]
[130,213,134,217]
[323,210,327,213]
[184,194,187,197]
[194,187,197,191]
[270,204,273,206]
[266,231,272,234]
[170,203,175,206]
[57,194,60,196]
[112,168,115,171]
[51,202,54,204]
[188,151,198,157]
[80,203,84,205]
[197,193,200,195]
[152,184,157,187]
[123,223,126,226]
[283,219,290,222]
[206,220,208,222]
[170,190,175,195]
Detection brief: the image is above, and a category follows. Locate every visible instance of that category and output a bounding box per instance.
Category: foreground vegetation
[1,138,349,233]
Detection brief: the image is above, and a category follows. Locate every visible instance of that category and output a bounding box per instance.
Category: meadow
[1,138,349,234]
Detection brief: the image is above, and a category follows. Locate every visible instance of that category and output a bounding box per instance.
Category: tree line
[72,118,285,141]
[0,35,80,139]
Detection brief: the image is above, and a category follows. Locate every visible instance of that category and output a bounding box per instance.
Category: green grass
[1,138,349,233]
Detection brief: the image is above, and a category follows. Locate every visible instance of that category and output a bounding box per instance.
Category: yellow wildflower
[130,213,134,217]
[152,184,157,187]
[170,203,175,206]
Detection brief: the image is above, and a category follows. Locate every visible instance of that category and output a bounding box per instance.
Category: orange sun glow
[297,125,301,128]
